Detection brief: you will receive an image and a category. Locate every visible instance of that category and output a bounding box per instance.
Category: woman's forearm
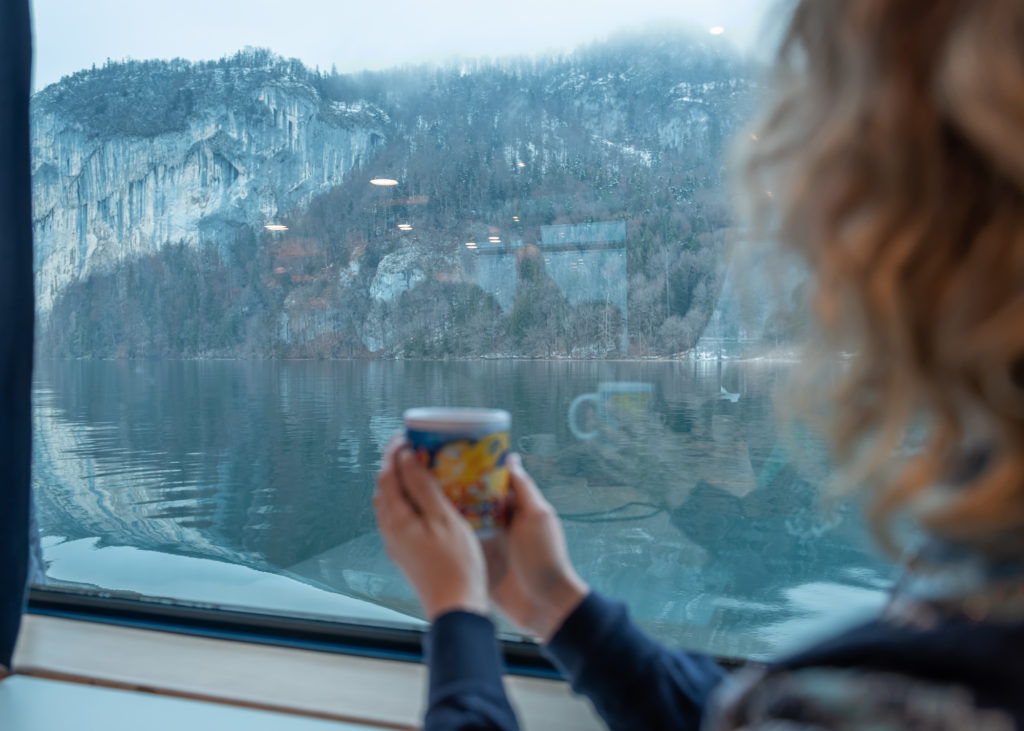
[423,610,520,731]
[544,592,727,731]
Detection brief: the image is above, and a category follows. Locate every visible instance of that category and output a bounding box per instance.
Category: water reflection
[32,359,892,658]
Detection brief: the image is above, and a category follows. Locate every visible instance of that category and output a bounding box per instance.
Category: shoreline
[35,352,805,364]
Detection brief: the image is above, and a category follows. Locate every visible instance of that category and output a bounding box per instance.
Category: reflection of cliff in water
[32,359,892,657]
[32,361,385,571]
[33,359,646,571]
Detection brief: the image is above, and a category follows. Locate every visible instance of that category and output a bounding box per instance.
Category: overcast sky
[30,0,783,91]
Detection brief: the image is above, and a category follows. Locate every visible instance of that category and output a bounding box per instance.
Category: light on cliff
[264,224,288,231]
[370,178,399,186]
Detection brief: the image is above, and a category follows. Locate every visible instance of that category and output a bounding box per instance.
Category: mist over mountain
[32,31,786,359]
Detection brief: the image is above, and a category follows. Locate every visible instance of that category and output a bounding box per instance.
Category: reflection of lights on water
[512,216,520,222]
[264,224,288,231]
[273,267,288,274]
[709,26,725,35]
[398,224,413,230]
[370,178,399,186]
[765,190,775,198]
[488,236,501,242]
[750,133,759,141]
[516,161,526,168]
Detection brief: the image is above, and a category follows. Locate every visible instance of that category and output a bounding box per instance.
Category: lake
[31,359,893,659]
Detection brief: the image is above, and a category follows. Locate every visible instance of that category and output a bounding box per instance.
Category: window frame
[28,586,749,676]
[26,6,768,678]
[27,586,570,677]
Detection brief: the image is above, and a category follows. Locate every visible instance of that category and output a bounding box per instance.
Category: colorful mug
[403,407,511,534]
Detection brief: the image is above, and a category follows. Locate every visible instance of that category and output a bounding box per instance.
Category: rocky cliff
[32,51,388,313]
[32,34,780,359]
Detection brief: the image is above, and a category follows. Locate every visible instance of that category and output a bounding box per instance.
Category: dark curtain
[0,0,35,671]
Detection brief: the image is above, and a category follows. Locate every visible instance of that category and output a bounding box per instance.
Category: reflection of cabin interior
[475,222,630,353]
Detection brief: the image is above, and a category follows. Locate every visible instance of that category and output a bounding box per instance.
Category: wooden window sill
[12,614,603,730]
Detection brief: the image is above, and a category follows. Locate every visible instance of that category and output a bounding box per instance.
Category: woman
[374,0,1024,728]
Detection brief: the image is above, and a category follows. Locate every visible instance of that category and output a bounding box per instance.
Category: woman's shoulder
[705,540,1024,730]
[706,663,1017,731]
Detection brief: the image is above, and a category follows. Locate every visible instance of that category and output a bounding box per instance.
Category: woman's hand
[488,454,589,643]
[373,439,489,620]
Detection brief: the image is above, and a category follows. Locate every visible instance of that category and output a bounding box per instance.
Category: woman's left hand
[373,438,490,620]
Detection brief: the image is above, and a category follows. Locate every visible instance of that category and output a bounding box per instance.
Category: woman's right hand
[487,454,589,643]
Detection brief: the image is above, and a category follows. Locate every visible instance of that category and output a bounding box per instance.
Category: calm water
[32,359,893,659]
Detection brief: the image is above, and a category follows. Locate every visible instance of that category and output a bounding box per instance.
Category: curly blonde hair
[741,0,1024,556]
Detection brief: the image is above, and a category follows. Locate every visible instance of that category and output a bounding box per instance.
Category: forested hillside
[32,31,769,358]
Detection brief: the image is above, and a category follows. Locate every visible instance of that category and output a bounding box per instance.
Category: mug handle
[568,393,601,440]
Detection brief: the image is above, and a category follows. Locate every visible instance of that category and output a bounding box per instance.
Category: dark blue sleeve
[423,610,519,731]
[543,592,727,731]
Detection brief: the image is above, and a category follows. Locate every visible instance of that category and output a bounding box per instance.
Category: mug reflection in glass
[568,382,658,440]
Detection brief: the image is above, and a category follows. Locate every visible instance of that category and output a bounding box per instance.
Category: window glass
[30,0,891,659]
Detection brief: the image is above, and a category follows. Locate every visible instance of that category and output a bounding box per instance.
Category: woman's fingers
[480,532,509,591]
[381,433,406,467]
[508,453,553,517]
[377,443,459,527]
[396,447,453,521]
[375,457,417,531]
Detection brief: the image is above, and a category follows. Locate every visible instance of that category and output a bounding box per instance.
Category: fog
[31,0,784,90]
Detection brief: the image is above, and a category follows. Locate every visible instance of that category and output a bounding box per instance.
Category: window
[30,0,891,663]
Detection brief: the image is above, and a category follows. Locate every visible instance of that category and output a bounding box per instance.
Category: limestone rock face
[32,57,388,314]
[370,247,431,303]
